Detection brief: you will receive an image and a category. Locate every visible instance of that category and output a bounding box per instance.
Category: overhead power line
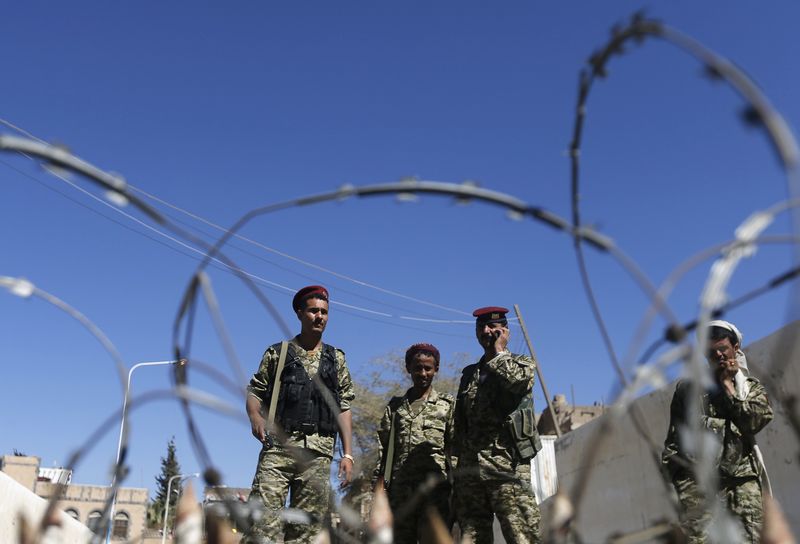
[0,121,488,334]
[127,184,472,317]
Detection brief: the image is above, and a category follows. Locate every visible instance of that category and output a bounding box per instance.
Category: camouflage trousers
[453,463,541,544]
[673,475,763,543]
[388,478,451,544]
[242,446,332,544]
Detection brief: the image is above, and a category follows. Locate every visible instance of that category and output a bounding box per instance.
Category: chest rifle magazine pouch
[506,405,542,462]
[281,369,305,404]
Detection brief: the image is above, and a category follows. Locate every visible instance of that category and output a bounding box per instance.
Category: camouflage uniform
[244,338,355,544]
[373,387,455,544]
[662,377,773,543]
[453,352,541,544]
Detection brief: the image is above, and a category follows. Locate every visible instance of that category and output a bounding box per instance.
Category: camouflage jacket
[373,387,455,487]
[453,352,536,478]
[662,377,773,481]
[247,337,355,457]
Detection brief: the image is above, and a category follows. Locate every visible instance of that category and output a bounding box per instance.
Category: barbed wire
[0,133,506,332]
[568,14,800,392]
[561,12,799,542]
[0,274,241,542]
[633,233,800,369]
[127,183,473,318]
[0,276,127,390]
[0,115,468,324]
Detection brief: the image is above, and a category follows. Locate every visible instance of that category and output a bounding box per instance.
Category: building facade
[536,394,606,436]
[0,454,148,542]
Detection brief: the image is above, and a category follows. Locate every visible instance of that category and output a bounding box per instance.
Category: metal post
[106,359,183,543]
[161,473,199,544]
[513,304,562,438]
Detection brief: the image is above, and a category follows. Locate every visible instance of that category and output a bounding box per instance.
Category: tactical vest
[267,342,341,437]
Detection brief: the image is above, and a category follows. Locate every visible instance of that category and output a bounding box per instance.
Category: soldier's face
[297,297,329,334]
[407,354,438,391]
[706,337,739,371]
[476,322,506,348]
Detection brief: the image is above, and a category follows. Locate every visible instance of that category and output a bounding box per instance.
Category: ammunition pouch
[506,405,542,462]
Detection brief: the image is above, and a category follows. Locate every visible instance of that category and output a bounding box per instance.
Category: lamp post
[106,359,184,542]
[161,472,200,544]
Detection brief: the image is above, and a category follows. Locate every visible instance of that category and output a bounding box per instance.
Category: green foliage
[146,437,182,529]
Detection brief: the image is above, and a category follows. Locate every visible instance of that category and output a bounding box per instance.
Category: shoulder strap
[382,409,398,486]
[266,341,289,429]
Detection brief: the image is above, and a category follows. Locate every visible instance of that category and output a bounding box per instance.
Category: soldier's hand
[715,357,738,396]
[483,326,510,357]
[493,326,510,354]
[250,415,267,443]
[338,456,354,489]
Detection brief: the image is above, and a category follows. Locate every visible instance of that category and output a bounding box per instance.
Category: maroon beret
[473,306,509,324]
[292,285,329,311]
[405,343,440,365]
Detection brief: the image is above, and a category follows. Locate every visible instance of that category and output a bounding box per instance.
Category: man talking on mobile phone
[662,320,772,543]
[452,307,542,544]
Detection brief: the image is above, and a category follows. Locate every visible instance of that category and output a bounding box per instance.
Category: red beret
[405,343,440,365]
[292,285,329,311]
[473,306,509,324]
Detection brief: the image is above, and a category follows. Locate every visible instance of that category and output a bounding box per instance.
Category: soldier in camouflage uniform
[662,320,773,543]
[453,307,542,544]
[373,343,455,544]
[243,285,355,543]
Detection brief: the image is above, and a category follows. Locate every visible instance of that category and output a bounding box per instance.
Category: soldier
[452,307,542,544]
[243,285,355,543]
[662,320,773,543]
[373,343,455,544]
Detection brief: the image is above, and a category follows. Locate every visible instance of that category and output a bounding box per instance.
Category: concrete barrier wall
[551,321,800,542]
[0,472,93,543]
[743,322,800,527]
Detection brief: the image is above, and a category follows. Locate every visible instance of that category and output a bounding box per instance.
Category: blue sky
[1,1,798,496]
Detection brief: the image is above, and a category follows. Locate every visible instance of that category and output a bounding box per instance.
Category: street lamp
[162,472,200,544]
[106,359,184,542]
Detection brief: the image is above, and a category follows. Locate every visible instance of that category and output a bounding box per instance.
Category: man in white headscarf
[662,320,773,543]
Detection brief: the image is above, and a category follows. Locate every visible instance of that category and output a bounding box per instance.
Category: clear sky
[1,1,798,497]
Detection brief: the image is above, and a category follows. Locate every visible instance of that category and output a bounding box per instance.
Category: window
[112,512,130,540]
[65,508,79,521]
[86,511,103,535]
